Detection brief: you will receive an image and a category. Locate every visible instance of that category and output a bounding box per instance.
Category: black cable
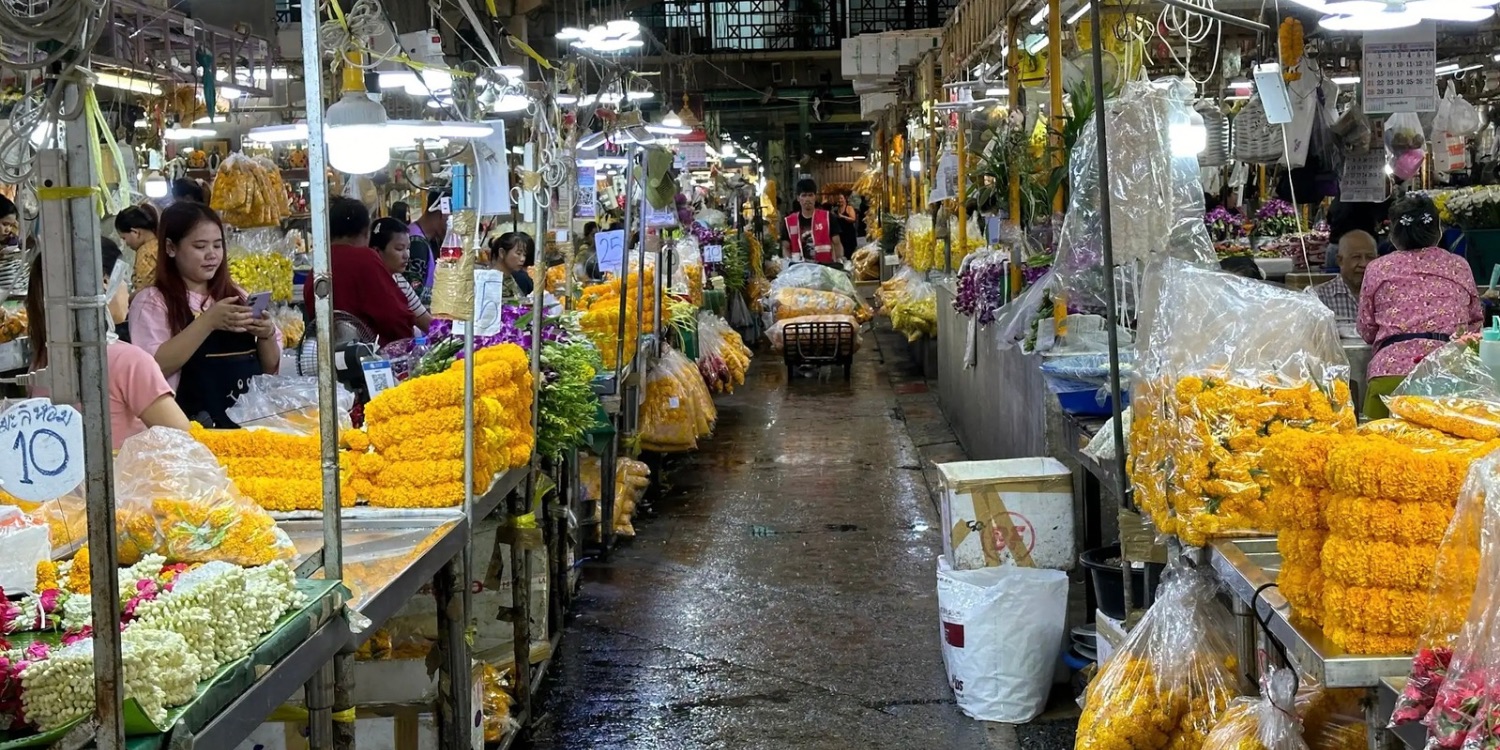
[1251,581,1298,696]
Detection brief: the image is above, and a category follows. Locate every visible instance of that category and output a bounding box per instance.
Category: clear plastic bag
[226,227,295,302]
[1053,77,1213,312]
[902,214,936,272]
[1129,258,1355,546]
[1386,112,1428,181]
[1386,342,1500,440]
[887,274,937,343]
[695,312,751,393]
[852,245,880,281]
[226,374,354,434]
[766,315,862,353]
[1202,667,1306,750]
[1076,566,1242,750]
[771,287,865,321]
[770,263,860,300]
[639,347,716,452]
[114,426,296,566]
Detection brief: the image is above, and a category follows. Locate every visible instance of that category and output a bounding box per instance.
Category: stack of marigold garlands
[190,424,358,512]
[351,343,534,508]
[1128,259,1355,547]
[1076,567,1240,750]
[1262,427,1345,628]
[578,272,656,370]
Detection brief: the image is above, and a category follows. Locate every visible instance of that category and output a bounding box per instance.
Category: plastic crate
[1044,374,1127,417]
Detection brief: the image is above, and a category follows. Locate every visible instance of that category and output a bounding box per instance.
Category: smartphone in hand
[247,292,272,318]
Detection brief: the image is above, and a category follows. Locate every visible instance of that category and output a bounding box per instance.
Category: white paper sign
[472,269,506,334]
[702,244,724,263]
[472,121,513,216]
[644,204,678,228]
[1362,22,1437,114]
[1340,149,1389,203]
[362,359,397,397]
[0,399,85,502]
[928,151,959,204]
[595,229,626,276]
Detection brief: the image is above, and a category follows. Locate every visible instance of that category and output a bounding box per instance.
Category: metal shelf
[472,467,528,524]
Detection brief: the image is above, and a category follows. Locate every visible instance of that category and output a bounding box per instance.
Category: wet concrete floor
[527,326,1075,749]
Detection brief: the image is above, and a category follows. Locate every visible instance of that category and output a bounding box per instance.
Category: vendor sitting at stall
[128,201,281,428]
[781,178,843,266]
[1358,194,1482,419]
[371,217,433,331]
[490,231,535,299]
[27,245,191,449]
[114,203,161,292]
[0,194,19,249]
[306,198,418,345]
[1311,230,1377,329]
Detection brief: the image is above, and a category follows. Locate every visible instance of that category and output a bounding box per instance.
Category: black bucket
[1081,544,1161,621]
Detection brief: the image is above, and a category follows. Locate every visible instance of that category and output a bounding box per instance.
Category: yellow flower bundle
[356,343,534,508]
[1130,373,1355,547]
[1262,428,1348,627]
[116,495,291,566]
[1387,395,1500,441]
[773,287,866,322]
[639,348,717,453]
[1077,570,1241,750]
[1201,683,1366,750]
[1315,428,1497,654]
[190,424,357,512]
[578,274,657,370]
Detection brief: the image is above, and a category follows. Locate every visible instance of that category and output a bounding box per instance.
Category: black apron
[176,327,262,428]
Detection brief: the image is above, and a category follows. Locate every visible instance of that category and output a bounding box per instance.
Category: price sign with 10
[0,398,86,502]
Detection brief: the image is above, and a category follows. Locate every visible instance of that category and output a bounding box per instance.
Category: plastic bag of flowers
[771,262,861,300]
[1385,340,1500,441]
[1075,565,1243,750]
[766,315,862,353]
[1202,667,1369,750]
[852,245,880,281]
[113,426,297,566]
[888,274,938,343]
[639,348,710,452]
[1128,257,1354,546]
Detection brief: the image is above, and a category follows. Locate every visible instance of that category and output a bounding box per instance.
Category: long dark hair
[172,178,207,204]
[370,217,408,252]
[488,231,534,265]
[155,202,235,335]
[27,238,122,368]
[113,203,160,235]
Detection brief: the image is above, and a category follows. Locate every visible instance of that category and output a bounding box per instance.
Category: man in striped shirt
[1311,230,1377,329]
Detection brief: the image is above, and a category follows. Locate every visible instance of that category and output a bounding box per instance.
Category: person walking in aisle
[129,202,281,428]
[1358,194,1482,419]
[781,178,843,266]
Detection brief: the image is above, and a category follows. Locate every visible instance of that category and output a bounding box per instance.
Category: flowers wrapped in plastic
[210,153,288,229]
[771,262,862,299]
[1128,259,1355,546]
[1076,566,1241,750]
[766,315,862,353]
[900,214,936,272]
[1385,341,1500,441]
[639,347,716,453]
[226,227,295,302]
[852,244,880,281]
[1386,451,1500,742]
[581,456,651,538]
[1203,669,1367,750]
[772,286,867,322]
[695,312,751,394]
[113,426,296,566]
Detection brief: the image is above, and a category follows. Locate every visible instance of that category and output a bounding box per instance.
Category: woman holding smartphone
[129,202,280,427]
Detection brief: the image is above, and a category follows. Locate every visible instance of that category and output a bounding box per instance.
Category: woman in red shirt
[303,198,417,344]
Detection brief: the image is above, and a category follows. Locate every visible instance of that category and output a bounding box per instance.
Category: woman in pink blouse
[128,202,281,427]
[1357,194,1482,419]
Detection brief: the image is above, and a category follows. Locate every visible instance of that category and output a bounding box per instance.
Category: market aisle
[529,338,1004,749]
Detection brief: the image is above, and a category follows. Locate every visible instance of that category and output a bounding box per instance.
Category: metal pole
[614,152,636,378]
[45,89,124,749]
[635,168,649,367]
[298,4,346,748]
[1086,0,1133,608]
[1048,0,1065,216]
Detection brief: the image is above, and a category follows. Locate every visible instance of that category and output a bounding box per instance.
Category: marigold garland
[1387,395,1500,441]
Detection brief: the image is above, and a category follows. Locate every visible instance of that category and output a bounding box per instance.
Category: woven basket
[1233,96,1284,165]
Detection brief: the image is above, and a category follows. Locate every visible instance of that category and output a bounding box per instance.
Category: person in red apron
[128,202,282,428]
[781,178,844,267]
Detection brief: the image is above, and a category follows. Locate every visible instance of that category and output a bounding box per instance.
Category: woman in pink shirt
[25,249,191,449]
[1357,194,1482,419]
[128,202,281,427]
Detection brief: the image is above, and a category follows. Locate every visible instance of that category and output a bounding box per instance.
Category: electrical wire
[0,0,107,184]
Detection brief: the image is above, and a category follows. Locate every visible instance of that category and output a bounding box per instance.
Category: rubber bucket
[1081,544,1159,620]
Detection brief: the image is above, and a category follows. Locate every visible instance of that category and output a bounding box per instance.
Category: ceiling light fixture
[1066,3,1092,24]
[662,110,683,127]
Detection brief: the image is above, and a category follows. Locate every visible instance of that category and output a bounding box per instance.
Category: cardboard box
[936,457,1076,571]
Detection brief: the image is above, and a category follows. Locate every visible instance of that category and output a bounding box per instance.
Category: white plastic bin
[935,457,1075,571]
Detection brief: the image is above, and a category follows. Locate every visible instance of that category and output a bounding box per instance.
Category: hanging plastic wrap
[114,426,297,565]
[226,227,295,302]
[672,234,704,307]
[1051,77,1214,313]
[1076,566,1242,750]
[900,214,936,272]
[852,245,880,281]
[1129,258,1354,546]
